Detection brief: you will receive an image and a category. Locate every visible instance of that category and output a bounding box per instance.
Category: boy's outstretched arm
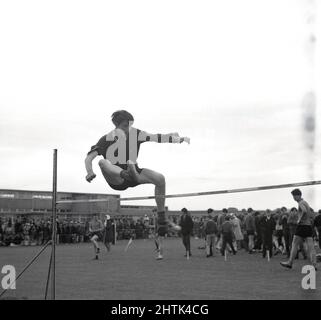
[140,131,190,144]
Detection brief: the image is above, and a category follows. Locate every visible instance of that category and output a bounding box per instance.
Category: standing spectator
[244,208,256,254]
[103,215,114,251]
[34,220,42,245]
[14,216,23,242]
[220,215,236,256]
[198,218,205,242]
[4,219,15,246]
[84,219,90,242]
[254,211,262,252]
[38,220,45,245]
[216,208,228,250]
[193,218,200,239]
[0,219,3,244]
[143,215,150,239]
[281,207,290,257]
[56,219,61,244]
[179,208,194,257]
[239,211,248,251]
[29,221,37,245]
[204,209,218,257]
[314,209,321,250]
[71,221,77,243]
[261,209,275,259]
[43,221,51,243]
[65,222,72,243]
[23,222,31,246]
[79,222,85,243]
[230,213,243,251]
[273,210,285,255]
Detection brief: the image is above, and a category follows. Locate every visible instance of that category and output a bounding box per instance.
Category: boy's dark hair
[207,208,214,214]
[111,110,134,127]
[222,208,228,214]
[291,188,302,197]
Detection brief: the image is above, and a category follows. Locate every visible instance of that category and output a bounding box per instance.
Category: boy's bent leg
[135,168,166,212]
[135,168,179,232]
[281,235,302,268]
[98,159,124,185]
[288,236,303,265]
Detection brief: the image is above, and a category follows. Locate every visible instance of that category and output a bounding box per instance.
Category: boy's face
[117,120,133,135]
[293,194,301,202]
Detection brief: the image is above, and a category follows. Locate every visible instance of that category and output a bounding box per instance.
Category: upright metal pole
[51,149,58,300]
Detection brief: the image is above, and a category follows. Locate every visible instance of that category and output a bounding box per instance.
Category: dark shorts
[295,225,313,239]
[157,225,168,237]
[108,165,143,191]
[247,230,255,236]
[89,231,103,241]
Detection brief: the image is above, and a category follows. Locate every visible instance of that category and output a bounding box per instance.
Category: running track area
[0,238,320,300]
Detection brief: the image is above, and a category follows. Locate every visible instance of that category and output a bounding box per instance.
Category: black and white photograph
[0,0,320,307]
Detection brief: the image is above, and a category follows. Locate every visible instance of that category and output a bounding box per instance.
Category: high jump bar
[55,179,321,204]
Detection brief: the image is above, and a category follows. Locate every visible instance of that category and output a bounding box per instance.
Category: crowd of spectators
[1,208,321,254]
[190,207,321,256]
[0,214,157,246]
[0,216,53,246]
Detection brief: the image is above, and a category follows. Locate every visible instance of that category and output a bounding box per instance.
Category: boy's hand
[86,172,96,182]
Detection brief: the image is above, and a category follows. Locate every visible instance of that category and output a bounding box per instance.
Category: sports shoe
[280,262,292,269]
[168,221,181,231]
[156,254,163,260]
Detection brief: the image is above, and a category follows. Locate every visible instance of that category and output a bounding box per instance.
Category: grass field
[0,238,320,300]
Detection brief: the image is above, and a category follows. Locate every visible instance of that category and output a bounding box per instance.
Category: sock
[157,211,166,225]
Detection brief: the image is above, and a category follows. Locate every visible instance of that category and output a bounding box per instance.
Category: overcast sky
[0,0,320,211]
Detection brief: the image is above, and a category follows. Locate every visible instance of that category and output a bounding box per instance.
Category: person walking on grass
[280,189,317,270]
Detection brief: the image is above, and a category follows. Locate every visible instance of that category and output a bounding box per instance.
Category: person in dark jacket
[103,215,115,251]
[314,209,321,249]
[204,209,218,257]
[220,216,236,255]
[261,209,276,259]
[281,207,290,257]
[179,208,194,257]
[254,211,262,251]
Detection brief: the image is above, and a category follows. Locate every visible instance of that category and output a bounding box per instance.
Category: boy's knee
[99,159,112,169]
[156,173,165,186]
[98,159,105,168]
